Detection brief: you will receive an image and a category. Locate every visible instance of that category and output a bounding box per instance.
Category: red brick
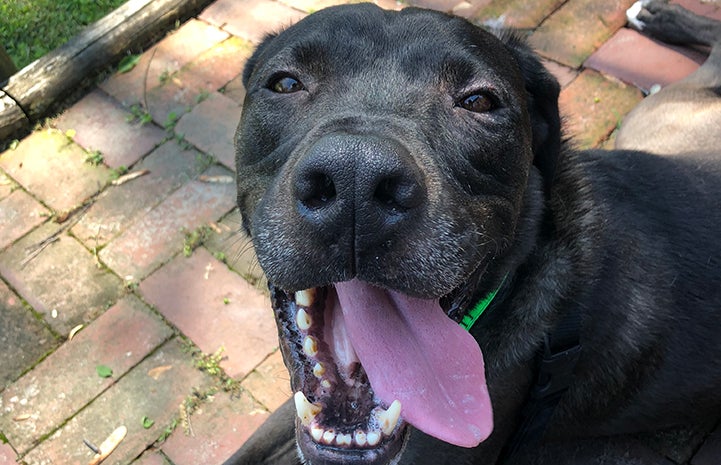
[71,141,209,248]
[175,92,241,170]
[0,189,49,251]
[542,59,578,89]
[131,451,167,465]
[241,349,292,412]
[0,223,123,335]
[98,165,236,280]
[474,0,564,29]
[100,19,229,108]
[530,0,636,68]
[407,0,457,11]
[54,90,166,168]
[203,209,267,289]
[200,0,307,44]
[374,0,404,11]
[585,28,705,92]
[221,75,246,106]
[0,280,57,389]
[0,172,13,201]
[0,130,111,214]
[674,0,721,21]
[162,390,269,465]
[21,339,211,465]
[279,0,350,13]
[0,295,172,453]
[0,444,16,464]
[140,247,278,379]
[559,70,643,149]
[146,37,253,126]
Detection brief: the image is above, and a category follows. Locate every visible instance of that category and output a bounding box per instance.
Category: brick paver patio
[1,0,720,464]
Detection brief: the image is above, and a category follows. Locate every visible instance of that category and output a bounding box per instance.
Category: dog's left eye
[270,76,305,94]
[459,93,495,113]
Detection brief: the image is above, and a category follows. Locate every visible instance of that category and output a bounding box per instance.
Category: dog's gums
[270,279,494,463]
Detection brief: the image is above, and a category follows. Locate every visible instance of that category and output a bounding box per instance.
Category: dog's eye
[270,76,304,94]
[459,93,495,113]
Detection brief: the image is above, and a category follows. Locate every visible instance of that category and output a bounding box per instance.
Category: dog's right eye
[270,76,305,94]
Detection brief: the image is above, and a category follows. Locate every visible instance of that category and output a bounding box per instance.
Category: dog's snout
[292,133,426,238]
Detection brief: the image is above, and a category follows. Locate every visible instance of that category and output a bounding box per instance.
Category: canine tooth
[294,392,321,426]
[366,431,381,446]
[354,430,367,447]
[320,379,331,389]
[336,433,352,446]
[296,307,312,330]
[295,289,316,307]
[313,362,325,378]
[377,400,402,435]
[310,425,324,442]
[322,430,336,444]
[303,336,318,357]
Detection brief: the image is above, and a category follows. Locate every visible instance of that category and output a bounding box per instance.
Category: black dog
[227,1,721,464]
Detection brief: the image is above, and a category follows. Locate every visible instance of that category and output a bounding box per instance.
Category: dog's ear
[499,32,562,190]
[242,33,278,88]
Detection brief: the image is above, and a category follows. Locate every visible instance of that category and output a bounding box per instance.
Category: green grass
[0,0,127,70]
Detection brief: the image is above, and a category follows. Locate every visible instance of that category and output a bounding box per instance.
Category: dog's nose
[293,133,426,242]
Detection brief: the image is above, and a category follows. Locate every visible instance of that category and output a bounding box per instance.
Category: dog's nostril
[374,176,422,211]
[296,172,337,209]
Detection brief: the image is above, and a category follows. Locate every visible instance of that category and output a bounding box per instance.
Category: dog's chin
[295,417,410,465]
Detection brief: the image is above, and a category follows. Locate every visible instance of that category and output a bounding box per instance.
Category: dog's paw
[626,0,649,30]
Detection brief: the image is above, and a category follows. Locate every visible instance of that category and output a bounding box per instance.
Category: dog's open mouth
[270,279,494,464]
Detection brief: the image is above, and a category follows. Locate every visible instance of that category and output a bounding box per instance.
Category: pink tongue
[334,279,493,447]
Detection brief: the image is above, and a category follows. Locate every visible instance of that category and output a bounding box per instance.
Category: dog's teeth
[296,307,312,330]
[322,429,336,444]
[377,400,402,435]
[320,379,331,389]
[366,431,381,446]
[313,362,325,378]
[303,336,318,357]
[354,430,367,447]
[295,289,316,307]
[310,425,324,442]
[336,433,352,446]
[294,392,321,426]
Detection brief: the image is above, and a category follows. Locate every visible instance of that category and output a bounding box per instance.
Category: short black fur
[227,3,721,464]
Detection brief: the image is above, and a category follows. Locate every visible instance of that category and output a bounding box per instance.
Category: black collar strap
[498,306,583,463]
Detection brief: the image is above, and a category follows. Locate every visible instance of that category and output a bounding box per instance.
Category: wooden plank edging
[0,0,216,143]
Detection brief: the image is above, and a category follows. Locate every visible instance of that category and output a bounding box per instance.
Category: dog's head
[235,4,560,464]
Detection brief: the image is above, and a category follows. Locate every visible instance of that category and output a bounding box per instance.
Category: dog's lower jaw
[295,424,411,465]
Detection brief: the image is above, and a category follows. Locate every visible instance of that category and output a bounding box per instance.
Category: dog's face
[236,4,560,464]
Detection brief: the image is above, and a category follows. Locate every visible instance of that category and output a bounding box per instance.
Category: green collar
[459,275,507,331]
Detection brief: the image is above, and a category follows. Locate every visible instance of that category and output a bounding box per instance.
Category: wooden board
[0,90,29,142]
[0,0,215,142]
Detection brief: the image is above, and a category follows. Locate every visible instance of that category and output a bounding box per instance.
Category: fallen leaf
[208,222,223,234]
[68,324,84,341]
[147,365,173,380]
[88,425,127,465]
[141,416,155,429]
[111,170,150,186]
[117,54,140,74]
[199,175,233,184]
[96,365,113,378]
